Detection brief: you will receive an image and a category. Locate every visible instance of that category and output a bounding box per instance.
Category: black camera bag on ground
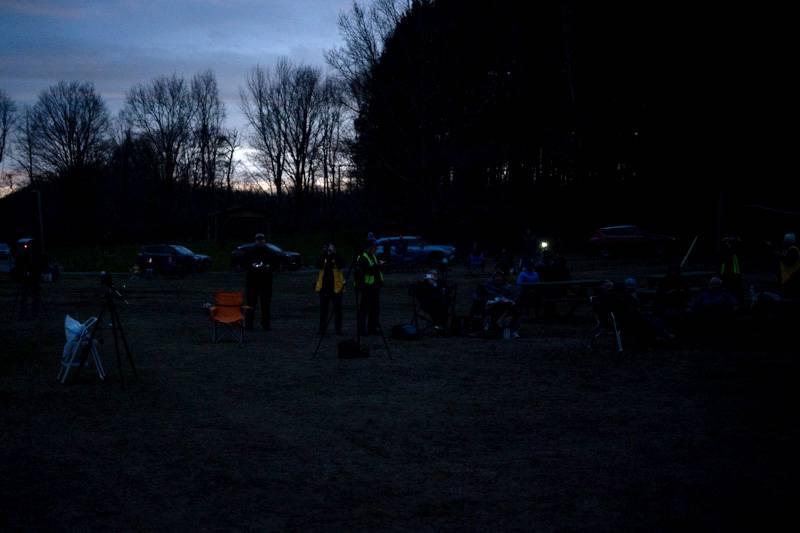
[338,339,369,358]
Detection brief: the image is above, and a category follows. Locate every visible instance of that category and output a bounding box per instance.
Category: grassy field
[0,265,795,531]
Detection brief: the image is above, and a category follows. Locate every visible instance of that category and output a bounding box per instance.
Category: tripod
[354,286,392,360]
[76,276,139,387]
[10,281,48,320]
[312,253,392,360]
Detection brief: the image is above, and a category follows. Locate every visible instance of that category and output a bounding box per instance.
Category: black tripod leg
[354,289,361,347]
[37,291,48,319]
[10,286,19,320]
[109,312,126,389]
[376,322,392,361]
[312,308,336,359]
[75,305,106,382]
[113,306,139,380]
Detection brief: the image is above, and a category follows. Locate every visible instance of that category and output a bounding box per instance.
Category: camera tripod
[312,251,392,360]
[313,286,392,360]
[10,282,48,321]
[76,276,139,387]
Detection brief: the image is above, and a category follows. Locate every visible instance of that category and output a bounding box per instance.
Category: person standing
[719,236,744,301]
[315,243,345,335]
[244,233,278,330]
[356,239,384,336]
[778,233,800,297]
[12,239,43,319]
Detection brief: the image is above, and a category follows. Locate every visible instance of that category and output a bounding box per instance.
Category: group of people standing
[242,233,385,337]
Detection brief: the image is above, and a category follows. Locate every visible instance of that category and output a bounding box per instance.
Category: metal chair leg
[610,312,623,352]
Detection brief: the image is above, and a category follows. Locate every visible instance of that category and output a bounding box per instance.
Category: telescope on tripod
[75,272,139,387]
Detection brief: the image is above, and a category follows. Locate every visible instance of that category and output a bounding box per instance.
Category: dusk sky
[0,0,353,128]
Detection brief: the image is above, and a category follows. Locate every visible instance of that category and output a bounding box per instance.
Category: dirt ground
[1,264,796,531]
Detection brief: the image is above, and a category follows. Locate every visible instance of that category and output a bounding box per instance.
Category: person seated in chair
[413,270,449,330]
[620,277,674,346]
[689,277,739,317]
[477,270,522,338]
[687,276,738,324]
[595,279,672,347]
[468,242,486,275]
[495,248,515,276]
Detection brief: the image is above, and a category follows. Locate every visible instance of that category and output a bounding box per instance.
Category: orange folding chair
[210,291,247,343]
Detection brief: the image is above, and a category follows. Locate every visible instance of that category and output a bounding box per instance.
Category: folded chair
[58,314,106,383]
[588,295,623,352]
[210,291,247,343]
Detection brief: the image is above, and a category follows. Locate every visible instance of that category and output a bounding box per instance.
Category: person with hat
[689,276,739,318]
[355,238,384,336]
[244,233,279,330]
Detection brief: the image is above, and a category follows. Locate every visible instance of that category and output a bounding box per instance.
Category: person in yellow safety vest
[778,233,800,297]
[355,238,384,336]
[719,236,743,301]
[315,243,346,335]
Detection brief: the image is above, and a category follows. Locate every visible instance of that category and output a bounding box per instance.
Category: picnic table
[518,279,606,317]
[643,270,716,289]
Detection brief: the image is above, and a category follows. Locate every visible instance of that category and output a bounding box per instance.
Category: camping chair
[409,282,458,336]
[588,295,623,352]
[210,291,247,343]
[482,297,519,338]
[58,315,106,383]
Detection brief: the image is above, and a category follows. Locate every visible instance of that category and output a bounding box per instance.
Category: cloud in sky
[0,0,352,126]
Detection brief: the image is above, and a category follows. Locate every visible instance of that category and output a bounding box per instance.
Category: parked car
[231,242,302,271]
[0,243,10,273]
[375,236,456,266]
[589,225,676,257]
[136,244,212,275]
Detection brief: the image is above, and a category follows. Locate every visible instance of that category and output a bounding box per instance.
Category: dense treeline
[351,1,687,240]
[1,1,789,250]
[1,63,353,243]
[341,1,787,247]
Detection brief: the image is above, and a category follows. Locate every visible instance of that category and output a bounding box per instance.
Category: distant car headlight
[540,241,549,250]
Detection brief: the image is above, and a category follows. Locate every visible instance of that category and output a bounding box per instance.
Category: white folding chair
[58,315,106,383]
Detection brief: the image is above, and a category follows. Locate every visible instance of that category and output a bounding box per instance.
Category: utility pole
[35,189,44,252]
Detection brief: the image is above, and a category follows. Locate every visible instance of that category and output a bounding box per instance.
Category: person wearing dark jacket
[355,239,384,336]
[244,233,278,330]
[12,239,43,319]
[719,236,744,301]
[778,233,800,298]
[315,243,345,334]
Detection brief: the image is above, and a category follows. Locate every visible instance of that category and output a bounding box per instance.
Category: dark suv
[231,242,302,271]
[589,225,676,257]
[137,244,212,275]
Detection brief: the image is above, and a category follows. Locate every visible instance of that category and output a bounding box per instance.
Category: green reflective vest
[361,253,383,286]
[721,254,740,276]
